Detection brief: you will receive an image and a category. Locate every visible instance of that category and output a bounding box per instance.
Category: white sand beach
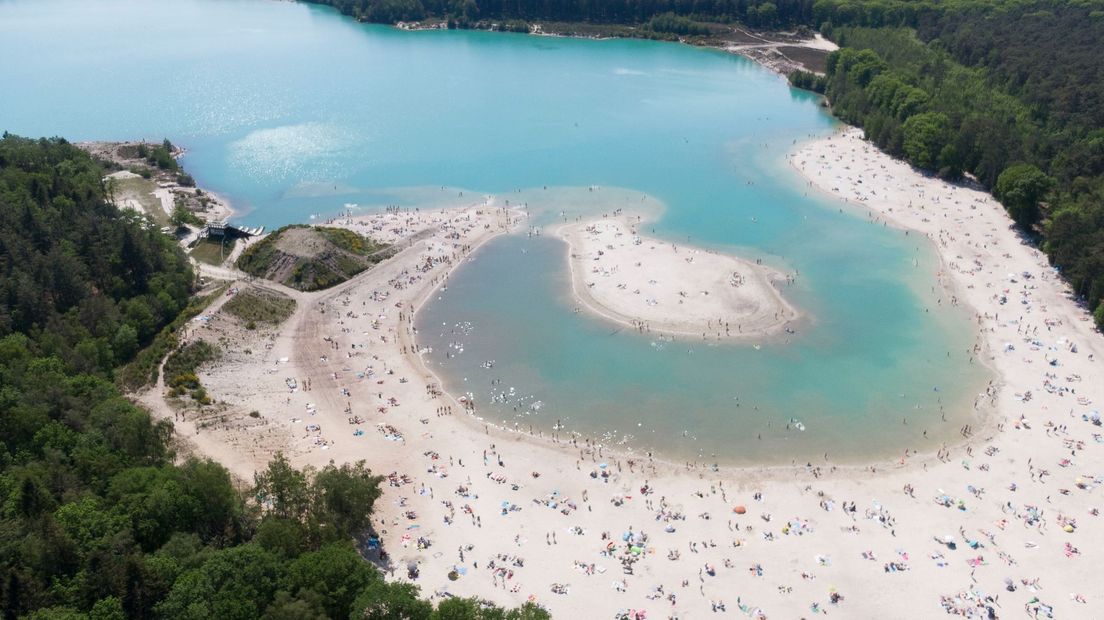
[558,213,799,340]
[138,128,1104,619]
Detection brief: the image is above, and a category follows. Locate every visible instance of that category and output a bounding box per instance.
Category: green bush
[224,288,297,325]
[162,340,219,403]
[316,226,386,256]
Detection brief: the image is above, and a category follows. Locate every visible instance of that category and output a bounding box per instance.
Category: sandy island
[135,131,1104,619]
[558,212,799,340]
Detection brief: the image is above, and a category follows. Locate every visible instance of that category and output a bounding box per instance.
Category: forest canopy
[0,135,194,375]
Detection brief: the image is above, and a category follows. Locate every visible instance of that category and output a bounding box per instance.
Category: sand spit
[558,213,799,340]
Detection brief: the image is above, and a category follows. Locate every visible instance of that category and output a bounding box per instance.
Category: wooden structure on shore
[202,220,264,240]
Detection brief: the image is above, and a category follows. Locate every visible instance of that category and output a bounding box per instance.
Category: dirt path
[136,283,265,480]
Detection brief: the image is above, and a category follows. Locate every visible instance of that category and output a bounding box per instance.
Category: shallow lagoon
[0,0,988,462]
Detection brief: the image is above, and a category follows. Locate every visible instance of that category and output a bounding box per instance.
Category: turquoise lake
[0,0,988,463]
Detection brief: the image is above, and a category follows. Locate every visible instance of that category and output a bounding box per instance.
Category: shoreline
[81,139,236,226]
[173,143,238,223]
[140,130,1104,617]
[172,171,1002,480]
[391,18,835,76]
[167,163,1000,477]
[787,125,1005,452]
[163,132,1011,477]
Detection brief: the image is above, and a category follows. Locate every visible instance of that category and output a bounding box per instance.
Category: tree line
[0,135,548,619]
[303,0,817,29]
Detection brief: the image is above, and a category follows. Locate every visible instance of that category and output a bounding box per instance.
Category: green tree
[106,466,202,551]
[261,591,327,620]
[352,581,432,620]
[995,163,1052,227]
[53,498,128,550]
[112,325,139,364]
[902,112,950,170]
[253,453,309,521]
[178,458,243,543]
[504,603,552,619]
[155,544,283,620]
[432,598,481,620]
[282,543,376,619]
[171,206,202,228]
[757,2,779,27]
[22,608,87,620]
[254,517,308,559]
[308,461,382,541]
[89,597,125,620]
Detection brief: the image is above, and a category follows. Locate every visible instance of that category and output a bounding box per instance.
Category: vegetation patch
[164,339,220,404]
[190,236,236,265]
[105,173,171,226]
[117,284,227,391]
[236,225,391,291]
[783,6,1104,328]
[172,203,204,227]
[316,225,382,255]
[89,139,226,233]
[164,339,220,384]
[0,135,194,375]
[223,288,297,326]
[117,139,180,172]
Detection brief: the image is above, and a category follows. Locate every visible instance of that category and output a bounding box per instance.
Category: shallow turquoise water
[0,0,987,462]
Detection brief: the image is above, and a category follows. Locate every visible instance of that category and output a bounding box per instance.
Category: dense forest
[0,135,194,376]
[0,135,548,619]
[301,0,1104,327]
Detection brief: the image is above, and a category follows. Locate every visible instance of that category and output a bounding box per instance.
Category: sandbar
[558,213,799,339]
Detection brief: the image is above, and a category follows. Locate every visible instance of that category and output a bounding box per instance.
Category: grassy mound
[236,225,391,291]
[190,236,236,265]
[223,287,297,326]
